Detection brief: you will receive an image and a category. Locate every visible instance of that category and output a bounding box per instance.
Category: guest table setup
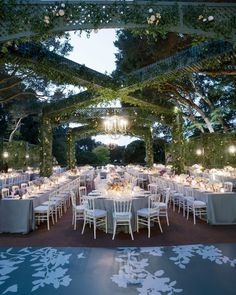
[158,173,236,225]
[189,164,236,188]
[87,170,150,233]
[0,171,80,234]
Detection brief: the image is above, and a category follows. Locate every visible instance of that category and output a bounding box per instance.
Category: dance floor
[0,244,236,295]
[1,209,236,294]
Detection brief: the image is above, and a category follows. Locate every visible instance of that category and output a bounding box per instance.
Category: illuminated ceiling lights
[103,115,128,139]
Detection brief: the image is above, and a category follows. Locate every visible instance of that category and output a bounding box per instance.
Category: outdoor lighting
[103,115,128,139]
[228,145,236,154]
[174,106,179,113]
[3,151,9,158]
[196,149,202,156]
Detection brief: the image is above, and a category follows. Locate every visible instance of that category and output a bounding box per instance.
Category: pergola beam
[7,44,116,90]
[1,1,236,43]
[123,40,234,90]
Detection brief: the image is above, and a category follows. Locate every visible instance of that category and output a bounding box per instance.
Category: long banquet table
[0,178,75,234]
[191,190,236,225]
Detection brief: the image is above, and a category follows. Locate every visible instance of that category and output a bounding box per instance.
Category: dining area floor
[1,208,236,247]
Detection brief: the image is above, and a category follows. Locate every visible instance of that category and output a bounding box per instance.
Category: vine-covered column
[145,128,154,168]
[171,110,185,174]
[39,116,53,177]
[67,131,76,170]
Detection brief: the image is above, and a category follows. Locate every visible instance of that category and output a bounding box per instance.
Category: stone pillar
[39,116,53,177]
[171,111,185,174]
[67,131,76,170]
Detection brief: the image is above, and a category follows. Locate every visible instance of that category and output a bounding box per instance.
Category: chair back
[83,196,96,217]
[80,174,86,185]
[79,186,87,197]
[184,186,193,198]
[70,190,77,209]
[148,184,158,194]
[148,195,160,213]
[224,182,233,192]
[113,199,132,214]
[164,188,171,204]
[12,185,19,194]
[20,183,28,189]
[150,193,161,205]
[1,188,10,198]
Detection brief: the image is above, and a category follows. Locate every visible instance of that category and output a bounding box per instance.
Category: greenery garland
[2,0,235,52]
[183,5,236,40]
[39,116,53,177]
[67,131,76,169]
[170,111,185,174]
[144,130,154,168]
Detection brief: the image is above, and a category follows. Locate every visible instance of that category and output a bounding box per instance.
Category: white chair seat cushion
[86,209,106,218]
[41,200,59,206]
[184,196,194,201]
[193,200,207,207]
[34,205,48,213]
[76,204,85,212]
[173,193,183,198]
[137,208,158,217]
[113,212,132,220]
[155,202,167,209]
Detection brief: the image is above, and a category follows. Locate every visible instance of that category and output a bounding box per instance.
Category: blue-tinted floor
[0,244,236,295]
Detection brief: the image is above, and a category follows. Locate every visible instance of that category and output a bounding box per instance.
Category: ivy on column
[144,128,154,168]
[67,131,76,170]
[39,116,53,177]
[171,110,185,174]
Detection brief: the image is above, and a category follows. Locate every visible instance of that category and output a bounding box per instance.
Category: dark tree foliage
[123,140,145,164]
[75,138,99,165]
[20,115,39,144]
[76,138,98,152]
[109,145,125,164]
[76,151,99,165]
[113,31,193,75]
[123,139,165,165]
[153,139,166,164]
[0,105,9,138]
[52,126,67,166]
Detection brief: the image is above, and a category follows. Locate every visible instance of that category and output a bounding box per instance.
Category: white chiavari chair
[112,198,133,240]
[137,195,163,238]
[34,198,54,230]
[81,196,107,239]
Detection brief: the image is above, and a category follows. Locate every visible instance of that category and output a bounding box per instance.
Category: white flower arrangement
[58,9,65,17]
[198,15,214,23]
[147,12,161,25]
[44,16,50,24]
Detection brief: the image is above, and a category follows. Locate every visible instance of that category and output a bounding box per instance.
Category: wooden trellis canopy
[1,0,236,43]
[124,40,234,88]
[61,106,173,126]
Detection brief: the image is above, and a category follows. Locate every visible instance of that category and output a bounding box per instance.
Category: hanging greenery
[39,116,53,177]
[66,131,76,170]
[1,0,235,52]
[0,1,178,45]
[1,140,40,169]
[183,5,236,40]
[169,111,185,174]
[144,130,154,168]
[184,133,236,168]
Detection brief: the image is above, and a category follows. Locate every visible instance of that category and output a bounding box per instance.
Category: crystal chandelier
[103,115,128,139]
